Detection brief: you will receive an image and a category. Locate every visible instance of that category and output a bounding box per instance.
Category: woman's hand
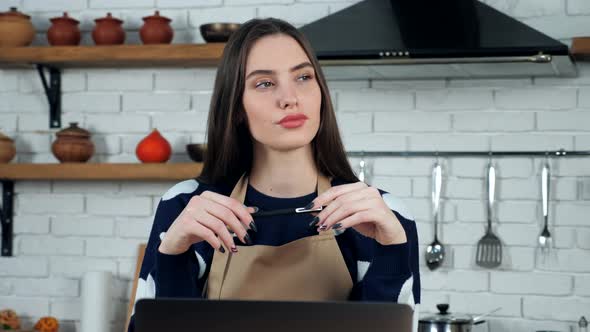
[309,182,407,246]
[158,191,256,255]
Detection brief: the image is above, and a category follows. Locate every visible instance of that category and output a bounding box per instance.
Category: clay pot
[92,12,125,45]
[51,122,94,163]
[140,10,173,44]
[0,132,16,163]
[136,129,172,163]
[0,7,35,47]
[47,12,81,46]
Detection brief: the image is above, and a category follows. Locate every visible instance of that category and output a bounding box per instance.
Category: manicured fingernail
[304,202,314,210]
[308,216,320,228]
[231,246,238,253]
[319,225,327,231]
[219,245,226,254]
[251,206,259,213]
[332,223,342,230]
[249,221,258,233]
[243,233,252,245]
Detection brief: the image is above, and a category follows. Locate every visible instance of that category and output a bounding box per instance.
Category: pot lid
[419,304,474,324]
[95,12,123,24]
[142,10,171,22]
[56,122,91,138]
[0,131,14,142]
[50,12,79,24]
[0,7,30,19]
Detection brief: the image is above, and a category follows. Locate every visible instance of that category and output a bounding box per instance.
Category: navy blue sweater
[128,178,421,332]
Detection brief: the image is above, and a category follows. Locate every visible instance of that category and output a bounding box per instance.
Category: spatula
[476,162,502,268]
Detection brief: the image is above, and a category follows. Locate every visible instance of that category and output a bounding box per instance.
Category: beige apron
[205,174,353,301]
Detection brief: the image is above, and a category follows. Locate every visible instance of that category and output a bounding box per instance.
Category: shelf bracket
[36,64,62,129]
[0,180,14,257]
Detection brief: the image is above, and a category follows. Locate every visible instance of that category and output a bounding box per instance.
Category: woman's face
[242,34,322,152]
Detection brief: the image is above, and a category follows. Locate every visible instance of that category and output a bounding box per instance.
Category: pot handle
[474,320,486,325]
[472,307,501,323]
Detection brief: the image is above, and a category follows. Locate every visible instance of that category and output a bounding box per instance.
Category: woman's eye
[255,81,273,89]
[298,74,313,81]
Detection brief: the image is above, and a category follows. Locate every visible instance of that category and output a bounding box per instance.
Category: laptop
[135,298,413,332]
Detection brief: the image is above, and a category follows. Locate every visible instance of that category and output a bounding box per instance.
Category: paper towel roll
[81,271,113,332]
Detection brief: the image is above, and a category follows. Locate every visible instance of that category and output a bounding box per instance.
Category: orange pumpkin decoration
[135,129,172,163]
[0,309,21,330]
[34,316,59,332]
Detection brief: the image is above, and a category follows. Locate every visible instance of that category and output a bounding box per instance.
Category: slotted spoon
[476,162,502,268]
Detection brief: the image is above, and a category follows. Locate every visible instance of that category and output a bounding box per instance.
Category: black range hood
[299,0,577,79]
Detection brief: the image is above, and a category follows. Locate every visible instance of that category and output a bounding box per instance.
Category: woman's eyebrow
[245,62,313,80]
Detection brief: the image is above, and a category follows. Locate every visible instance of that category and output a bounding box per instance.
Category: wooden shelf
[572,37,590,61]
[0,43,225,68]
[0,163,202,180]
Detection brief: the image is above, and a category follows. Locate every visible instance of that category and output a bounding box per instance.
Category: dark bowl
[186,143,206,162]
[199,23,241,43]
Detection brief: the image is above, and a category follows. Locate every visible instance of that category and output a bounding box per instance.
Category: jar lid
[0,7,30,19]
[95,12,123,24]
[142,10,171,22]
[50,12,79,24]
[0,131,14,142]
[419,304,474,325]
[55,122,91,138]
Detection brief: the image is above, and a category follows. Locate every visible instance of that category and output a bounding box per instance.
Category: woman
[128,17,420,332]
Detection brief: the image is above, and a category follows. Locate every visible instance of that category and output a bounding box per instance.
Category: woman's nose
[277,84,298,109]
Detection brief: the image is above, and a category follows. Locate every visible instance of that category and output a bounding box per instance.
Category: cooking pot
[419,304,500,332]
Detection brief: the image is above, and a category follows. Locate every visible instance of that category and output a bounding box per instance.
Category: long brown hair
[197,18,357,186]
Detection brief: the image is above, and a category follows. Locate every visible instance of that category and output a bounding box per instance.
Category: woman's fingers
[190,220,224,252]
[312,187,375,227]
[201,190,256,231]
[197,198,252,245]
[308,181,368,211]
[194,211,238,253]
[318,197,381,231]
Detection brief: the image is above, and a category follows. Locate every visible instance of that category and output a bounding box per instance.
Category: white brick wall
[87,69,153,91]
[337,90,413,112]
[86,195,153,216]
[494,88,577,110]
[154,68,217,91]
[490,272,572,295]
[523,296,590,320]
[122,92,191,112]
[10,278,79,297]
[257,3,330,25]
[62,93,121,113]
[1,1,589,331]
[416,89,493,110]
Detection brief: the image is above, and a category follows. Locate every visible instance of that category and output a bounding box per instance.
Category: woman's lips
[279,119,307,128]
[278,114,308,129]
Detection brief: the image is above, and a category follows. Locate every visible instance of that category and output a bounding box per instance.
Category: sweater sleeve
[349,193,421,332]
[127,180,213,332]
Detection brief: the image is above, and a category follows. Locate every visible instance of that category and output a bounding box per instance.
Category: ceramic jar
[92,12,125,45]
[136,129,172,163]
[0,131,16,163]
[47,12,81,46]
[140,10,173,44]
[51,122,94,163]
[0,7,35,47]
